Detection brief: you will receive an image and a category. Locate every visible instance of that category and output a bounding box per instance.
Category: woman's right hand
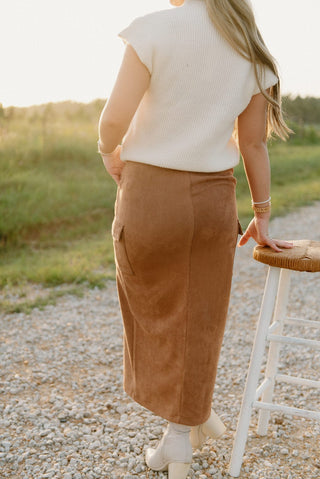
[238,213,293,252]
[100,145,124,186]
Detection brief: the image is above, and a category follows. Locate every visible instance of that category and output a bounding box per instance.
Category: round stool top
[253,240,320,272]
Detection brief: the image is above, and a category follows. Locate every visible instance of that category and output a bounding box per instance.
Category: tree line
[1,95,320,144]
[282,95,320,125]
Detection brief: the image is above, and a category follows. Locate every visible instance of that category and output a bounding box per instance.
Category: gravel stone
[280,448,289,455]
[0,202,319,478]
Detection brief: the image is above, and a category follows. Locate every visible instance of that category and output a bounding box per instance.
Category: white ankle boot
[190,409,226,449]
[145,422,193,479]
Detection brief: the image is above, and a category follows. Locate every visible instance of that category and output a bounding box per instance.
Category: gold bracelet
[252,204,271,213]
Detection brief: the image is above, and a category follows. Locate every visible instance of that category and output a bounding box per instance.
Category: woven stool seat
[253,239,320,273]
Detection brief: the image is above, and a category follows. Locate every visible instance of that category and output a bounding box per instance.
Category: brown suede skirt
[111,160,242,426]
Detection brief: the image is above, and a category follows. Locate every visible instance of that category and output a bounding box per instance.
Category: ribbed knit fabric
[118,0,279,172]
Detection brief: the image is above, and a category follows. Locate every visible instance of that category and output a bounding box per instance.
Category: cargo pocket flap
[111,218,124,241]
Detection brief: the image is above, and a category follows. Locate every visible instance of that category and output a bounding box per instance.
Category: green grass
[0,285,86,315]
[0,234,116,288]
[235,143,320,225]
[0,117,116,244]
[1,101,320,313]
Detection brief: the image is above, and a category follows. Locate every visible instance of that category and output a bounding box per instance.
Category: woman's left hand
[238,215,294,252]
[100,145,124,186]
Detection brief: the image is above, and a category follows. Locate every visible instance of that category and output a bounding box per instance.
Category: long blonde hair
[204,0,292,141]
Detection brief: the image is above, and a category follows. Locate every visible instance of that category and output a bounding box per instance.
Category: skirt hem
[124,386,211,426]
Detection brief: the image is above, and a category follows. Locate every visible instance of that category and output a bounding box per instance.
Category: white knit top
[118,0,278,172]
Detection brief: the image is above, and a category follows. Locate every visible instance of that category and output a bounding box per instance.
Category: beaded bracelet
[252,203,271,213]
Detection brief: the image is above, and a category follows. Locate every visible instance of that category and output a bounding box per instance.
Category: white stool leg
[228,266,280,478]
[257,268,292,435]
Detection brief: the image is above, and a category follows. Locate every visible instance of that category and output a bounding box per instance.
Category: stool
[229,240,320,477]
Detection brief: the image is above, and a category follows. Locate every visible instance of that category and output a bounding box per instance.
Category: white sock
[168,421,191,434]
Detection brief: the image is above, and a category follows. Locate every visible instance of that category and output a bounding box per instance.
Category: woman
[98,0,293,477]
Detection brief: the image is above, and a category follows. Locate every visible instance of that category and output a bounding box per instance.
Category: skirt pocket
[111,217,135,276]
[237,218,244,235]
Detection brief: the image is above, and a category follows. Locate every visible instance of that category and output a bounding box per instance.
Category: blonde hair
[204,0,293,141]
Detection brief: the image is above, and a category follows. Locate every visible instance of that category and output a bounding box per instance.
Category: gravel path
[1,203,320,479]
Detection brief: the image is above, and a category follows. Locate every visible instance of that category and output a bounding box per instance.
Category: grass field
[236,142,320,222]
[1,102,320,312]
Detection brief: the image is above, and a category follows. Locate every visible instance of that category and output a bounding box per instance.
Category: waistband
[124,160,234,177]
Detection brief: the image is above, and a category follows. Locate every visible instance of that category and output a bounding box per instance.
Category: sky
[1,0,319,107]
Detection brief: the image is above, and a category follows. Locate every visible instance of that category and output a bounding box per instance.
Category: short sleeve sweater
[117,0,278,172]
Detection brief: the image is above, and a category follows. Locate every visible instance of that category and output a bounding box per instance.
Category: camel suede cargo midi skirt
[111,160,242,426]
